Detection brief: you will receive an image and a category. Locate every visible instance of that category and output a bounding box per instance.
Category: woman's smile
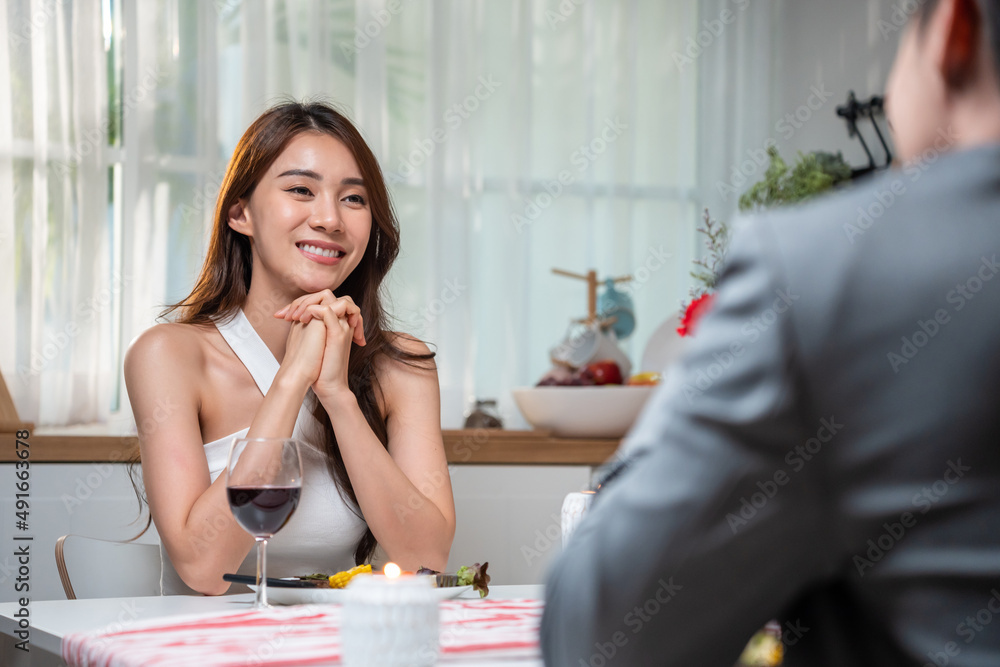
[297,240,347,265]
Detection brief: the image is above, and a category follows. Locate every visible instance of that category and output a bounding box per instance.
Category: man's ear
[228,199,252,237]
[938,0,981,89]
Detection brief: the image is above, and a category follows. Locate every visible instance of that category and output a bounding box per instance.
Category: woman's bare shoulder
[372,333,440,435]
[125,321,213,379]
[372,332,438,403]
[377,332,436,374]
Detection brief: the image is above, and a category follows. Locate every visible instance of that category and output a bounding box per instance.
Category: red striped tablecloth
[61,598,543,666]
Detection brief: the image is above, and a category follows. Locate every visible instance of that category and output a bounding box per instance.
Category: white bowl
[511,385,655,439]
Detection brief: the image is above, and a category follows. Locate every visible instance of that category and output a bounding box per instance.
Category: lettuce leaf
[457,562,490,598]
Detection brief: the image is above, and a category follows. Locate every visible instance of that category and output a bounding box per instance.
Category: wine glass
[226,437,304,609]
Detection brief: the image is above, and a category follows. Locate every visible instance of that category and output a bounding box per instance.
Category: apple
[584,360,623,385]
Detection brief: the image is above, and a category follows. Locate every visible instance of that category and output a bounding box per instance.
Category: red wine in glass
[227,486,301,537]
[226,437,303,609]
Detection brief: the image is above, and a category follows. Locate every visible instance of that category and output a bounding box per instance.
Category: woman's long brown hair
[143,101,433,564]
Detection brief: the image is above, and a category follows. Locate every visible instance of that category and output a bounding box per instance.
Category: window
[4,0,699,429]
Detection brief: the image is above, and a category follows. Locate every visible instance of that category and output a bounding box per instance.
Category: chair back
[55,535,161,599]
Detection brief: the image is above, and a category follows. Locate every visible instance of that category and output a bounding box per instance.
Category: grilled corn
[327,564,372,589]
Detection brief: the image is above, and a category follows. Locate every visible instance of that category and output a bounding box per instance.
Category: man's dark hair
[919,0,1000,82]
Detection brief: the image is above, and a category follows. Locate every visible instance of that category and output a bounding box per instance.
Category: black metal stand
[836,91,893,178]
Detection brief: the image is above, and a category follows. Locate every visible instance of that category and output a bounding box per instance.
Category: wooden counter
[0,429,621,467]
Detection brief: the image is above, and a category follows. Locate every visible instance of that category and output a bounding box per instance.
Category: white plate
[640,314,686,373]
[250,584,473,605]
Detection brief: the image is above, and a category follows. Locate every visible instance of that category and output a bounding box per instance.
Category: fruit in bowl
[584,360,623,385]
[627,371,662,386]
[536,359,624,387]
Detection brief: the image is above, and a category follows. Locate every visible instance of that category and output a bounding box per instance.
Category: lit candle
[341,563,440,667]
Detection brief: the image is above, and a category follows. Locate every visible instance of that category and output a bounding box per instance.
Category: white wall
[770,0,902,169]
[446,465,592,587]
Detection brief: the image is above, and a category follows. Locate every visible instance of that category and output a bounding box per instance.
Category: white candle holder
[561,490,596,547]
[342,573,440,667]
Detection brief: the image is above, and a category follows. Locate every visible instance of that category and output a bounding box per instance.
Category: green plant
[738,147,852,213]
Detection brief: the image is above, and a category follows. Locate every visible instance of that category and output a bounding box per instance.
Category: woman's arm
[125,320,325,595]
[319,336,456,571]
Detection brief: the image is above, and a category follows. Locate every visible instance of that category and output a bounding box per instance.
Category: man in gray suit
[542,0,1000,665]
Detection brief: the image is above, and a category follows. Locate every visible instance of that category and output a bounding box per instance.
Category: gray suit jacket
[541,144,1000,666]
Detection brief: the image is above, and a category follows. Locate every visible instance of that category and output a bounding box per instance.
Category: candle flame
[384,562,401,579]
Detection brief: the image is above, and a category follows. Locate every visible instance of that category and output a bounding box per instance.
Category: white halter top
[159,309,368,595]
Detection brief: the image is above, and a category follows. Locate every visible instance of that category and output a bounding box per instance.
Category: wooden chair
[55,535,161,599]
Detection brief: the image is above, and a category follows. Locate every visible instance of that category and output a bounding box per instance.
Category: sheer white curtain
[362,0,702,426]
[695,0,779,222]
[5,0,776,429]
[1,0,112,426]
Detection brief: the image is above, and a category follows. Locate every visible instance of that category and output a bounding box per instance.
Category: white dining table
[0,584,545,667]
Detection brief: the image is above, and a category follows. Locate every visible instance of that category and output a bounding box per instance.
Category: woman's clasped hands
[275,289,367,399]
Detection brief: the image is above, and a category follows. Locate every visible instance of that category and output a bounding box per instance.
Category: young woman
[124,102,455,596]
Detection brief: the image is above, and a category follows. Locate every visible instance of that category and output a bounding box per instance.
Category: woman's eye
[287,186,313,196]
[344,194,367,205]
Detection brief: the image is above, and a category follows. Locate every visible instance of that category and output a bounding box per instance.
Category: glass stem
[255,537,268,608]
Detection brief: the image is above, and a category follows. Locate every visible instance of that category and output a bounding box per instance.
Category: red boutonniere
[677,292,715,337]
